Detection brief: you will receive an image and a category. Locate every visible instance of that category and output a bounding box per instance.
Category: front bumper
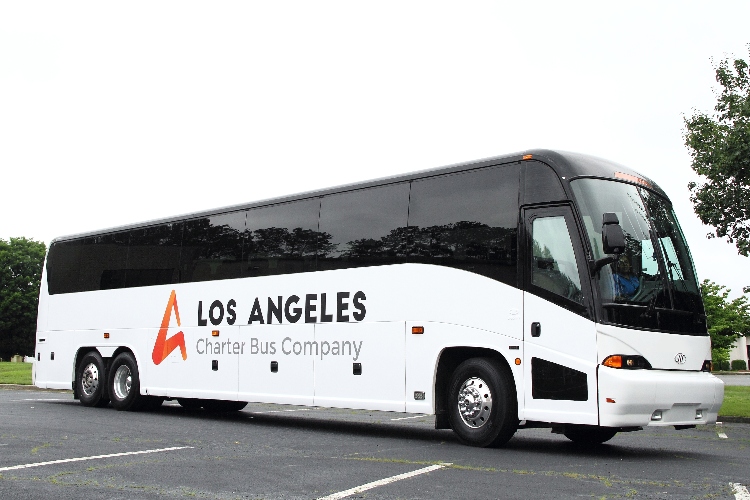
[598,366,724,427]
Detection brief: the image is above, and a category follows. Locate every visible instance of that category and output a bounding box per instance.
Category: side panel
[38,265,522,410]
[405,321,524,416]
[314,322,405,411]
[237,324,314,406]
[144,326,240,400]
[522,293,599,425]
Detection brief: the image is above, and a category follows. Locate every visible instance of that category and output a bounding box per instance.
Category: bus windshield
[570,178,706,335]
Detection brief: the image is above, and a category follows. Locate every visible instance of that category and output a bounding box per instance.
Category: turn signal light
[701,360,712,372]
[212,330,220,337]
[602,354,652,370]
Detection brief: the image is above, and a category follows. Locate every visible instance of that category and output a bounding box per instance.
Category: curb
[0,384,71,393]
[717,416,750,424]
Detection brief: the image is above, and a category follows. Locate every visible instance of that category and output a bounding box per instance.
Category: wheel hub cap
[458,377,492,428]
[113,365,132,400]
[81,363,99,396]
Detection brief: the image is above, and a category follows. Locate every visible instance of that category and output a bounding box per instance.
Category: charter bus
[34,149,724,447]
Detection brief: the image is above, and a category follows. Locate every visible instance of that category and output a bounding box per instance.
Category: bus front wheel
[108,352,144,411]
[77,351,110,408]
[448,358,517,447]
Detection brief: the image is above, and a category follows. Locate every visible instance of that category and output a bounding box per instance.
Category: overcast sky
[2,1,749,297]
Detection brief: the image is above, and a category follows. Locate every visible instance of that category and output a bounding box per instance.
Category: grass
[0,361,33,385]
[719,386,750,418]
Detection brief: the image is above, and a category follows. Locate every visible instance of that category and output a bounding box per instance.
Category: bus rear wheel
[108,352,144,411]
[448,357,517,447]
[563,425,617,445]
[77,351,110,408]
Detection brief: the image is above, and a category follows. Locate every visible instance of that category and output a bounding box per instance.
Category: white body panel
[35,262,722,428]
[522,293,598,424]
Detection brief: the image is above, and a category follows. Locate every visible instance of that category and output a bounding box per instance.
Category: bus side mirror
[602,212,625,255]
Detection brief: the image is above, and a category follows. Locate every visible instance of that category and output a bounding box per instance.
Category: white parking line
[732,483,750,500]
[718,432,728,439]
[9,398,69,402]
[390,414,427,421]
[317,463,451,500]
[249,408,315,415]
[0,446,193,472]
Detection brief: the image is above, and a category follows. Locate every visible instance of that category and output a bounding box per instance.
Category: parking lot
[1,387,749,499]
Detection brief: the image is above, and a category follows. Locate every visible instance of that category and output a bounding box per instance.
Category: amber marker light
[103,332,110,339]
[522,154,533,160]
[212,330,220,337]
[606,398,616,403]
[411,326,424,334]
[515,358,521,365]
[602,355,623,368]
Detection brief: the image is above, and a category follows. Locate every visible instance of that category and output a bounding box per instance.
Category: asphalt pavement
[1,387,749,499]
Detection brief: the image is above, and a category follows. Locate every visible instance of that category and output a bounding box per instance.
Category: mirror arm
[589,255,618,277]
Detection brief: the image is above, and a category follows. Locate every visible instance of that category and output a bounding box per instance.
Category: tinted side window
[126,223,183,287]
[407,164,520,286]
[318,183,410,271]
[181,212,245,283]
[531,215,584,305]
[80,232,130,291]
[46,239,83,294]
[245,199,319,277]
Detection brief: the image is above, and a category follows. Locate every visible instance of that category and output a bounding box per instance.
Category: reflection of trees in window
[181,215,245,282]
[326,221,516,285]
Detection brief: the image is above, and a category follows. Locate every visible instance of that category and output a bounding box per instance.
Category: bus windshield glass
[570,178,706,335]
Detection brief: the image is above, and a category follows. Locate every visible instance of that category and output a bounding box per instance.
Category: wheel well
[434,347,515,429]
[72,346,135,399]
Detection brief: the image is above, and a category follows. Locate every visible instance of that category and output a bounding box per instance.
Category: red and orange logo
[152,290,187,365]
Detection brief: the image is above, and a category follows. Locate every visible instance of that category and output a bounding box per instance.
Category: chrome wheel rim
[112,365,132,400]
[457,376,493,428]
[81,363,100,396]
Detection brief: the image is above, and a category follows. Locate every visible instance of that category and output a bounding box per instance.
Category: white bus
[34,150,723,447]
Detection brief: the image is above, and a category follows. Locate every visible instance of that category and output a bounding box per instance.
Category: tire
[563,425,617,445]
[201,400,248,413]
[447,357,517,447]
[108,352,144,411]
[76,351,110,408]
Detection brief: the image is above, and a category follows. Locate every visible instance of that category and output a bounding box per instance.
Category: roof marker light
[615,171,652,188]
[522,154,533,160]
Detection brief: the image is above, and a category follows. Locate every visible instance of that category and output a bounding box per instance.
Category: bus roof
[51,149,666,243]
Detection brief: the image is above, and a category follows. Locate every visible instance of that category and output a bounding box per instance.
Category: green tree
[0,237,46,360]
[700,279,750,364]
[684,45,750,257]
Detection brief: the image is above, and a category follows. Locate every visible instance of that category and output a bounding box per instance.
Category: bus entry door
[521,206,598,426]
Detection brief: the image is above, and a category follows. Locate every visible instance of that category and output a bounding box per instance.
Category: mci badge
[674,353,686,365]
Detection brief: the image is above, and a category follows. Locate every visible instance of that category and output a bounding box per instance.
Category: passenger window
[127,223,183,287]
[318,183,410,271]
[46,239,84,294]
[81,232,130,291]
[531,216,583,304]
[407,164,520,286]
[244,199,319,277]
[181,212,246,283]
